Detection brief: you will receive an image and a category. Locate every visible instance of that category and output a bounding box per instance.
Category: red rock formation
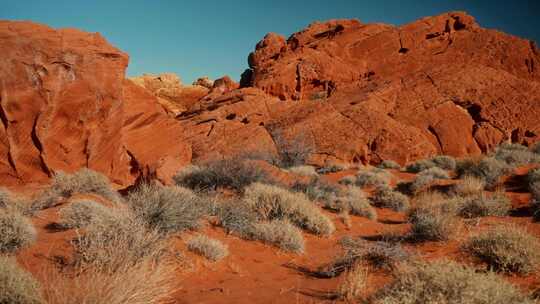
[129,73,209,116]
[227,11,540,164]
[0,21,190,186]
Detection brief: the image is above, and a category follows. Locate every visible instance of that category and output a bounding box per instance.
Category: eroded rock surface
[0,21,190,185]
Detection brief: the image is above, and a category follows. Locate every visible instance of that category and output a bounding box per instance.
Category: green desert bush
[431,155,456,170]
[355,170,390,188]
[0,209,37,254]
[286,165,318,177]
[252,219,305,253]
[72,207,165,270]
[453,175,485,196]
[31,169,120,211]
[372,260,533,304]
[58,200,116,229]
[173,158,270,192]
[455,192,511,218]
[456,157,512,189]
[126,183,209,234]
[371,187,410,212]
[187,235,228,261]
[377,160,401,170]
[243,183,335,235]
[0,257,43,304]
[464,225,540,274]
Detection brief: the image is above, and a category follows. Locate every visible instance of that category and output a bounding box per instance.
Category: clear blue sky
[2,0,539,83]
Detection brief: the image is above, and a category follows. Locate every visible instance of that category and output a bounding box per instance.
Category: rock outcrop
[209,11,539,164]
[129,73,209,116]
[0,21,190,186]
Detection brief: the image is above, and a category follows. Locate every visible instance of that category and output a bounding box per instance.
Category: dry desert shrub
[456,157,512,189]
[41,259,177,304]
[409,167,450,194]
[407,193,459,241]
[252,219,305,253]
[455,192,511,218]
[493,142,540,166]
[0,257,43,304]
[464,225,540,274]
[243,183,335,235]
[71,206,165,270]
[431,155,456,170]
[0,209,37,254]
[532,141,540,154]
[405,159,437,173]
[187,235,228,261]
[173,158,270,192]
[321,187,377,220]
[126,183,210,234]
[293,177,341,205]
[57,199,117,229]
[377,160,401,170]
[338,175,356,186]
[453,175,485,196]
[286,165,319,177]
[216,202,305,253]
[371,260,533,304]
[355,170,390,188]
[31,169,120,211]
[339,237,410,271]
[337,263,368,302]
[371,186,410,212]
[317,162,349,174]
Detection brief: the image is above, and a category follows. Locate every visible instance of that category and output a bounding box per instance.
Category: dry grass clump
[252,220,305,253]
[337,263,368,302]
[126,183,210,234]
[293,177,341,205]
[286,165,318,177]
[405,159,436,173]
[0,209,37,254]
[0,187,17,209]
[371,187,410,212]
[355,170,390,188]
[317,162,349,174]
[409,167,450,194]
[321,187,377,220]
[31,169,120,211]
[0,257,43,304]
[431,155,456,170]
[173,158,270,192]
[455,192,511,218]
[216,203,305,253]
[532,142,540,154]
[338,175,356,186]
[371,260,533,304]
[58,199,116,229]
[494,143,540,166]
[72,207,165,270]
[41,258,177,304]
[377,160,401,170]
[243,183,335,235]
[187,235,228,261]
[453,175,485,196]
[407,193,459,241]
[456,157,512,189]
[339,237,410,271]
[464,225,540,274]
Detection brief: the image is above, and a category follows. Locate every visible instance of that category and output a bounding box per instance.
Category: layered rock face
[192,11,539,164]
[0,21,190,185]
